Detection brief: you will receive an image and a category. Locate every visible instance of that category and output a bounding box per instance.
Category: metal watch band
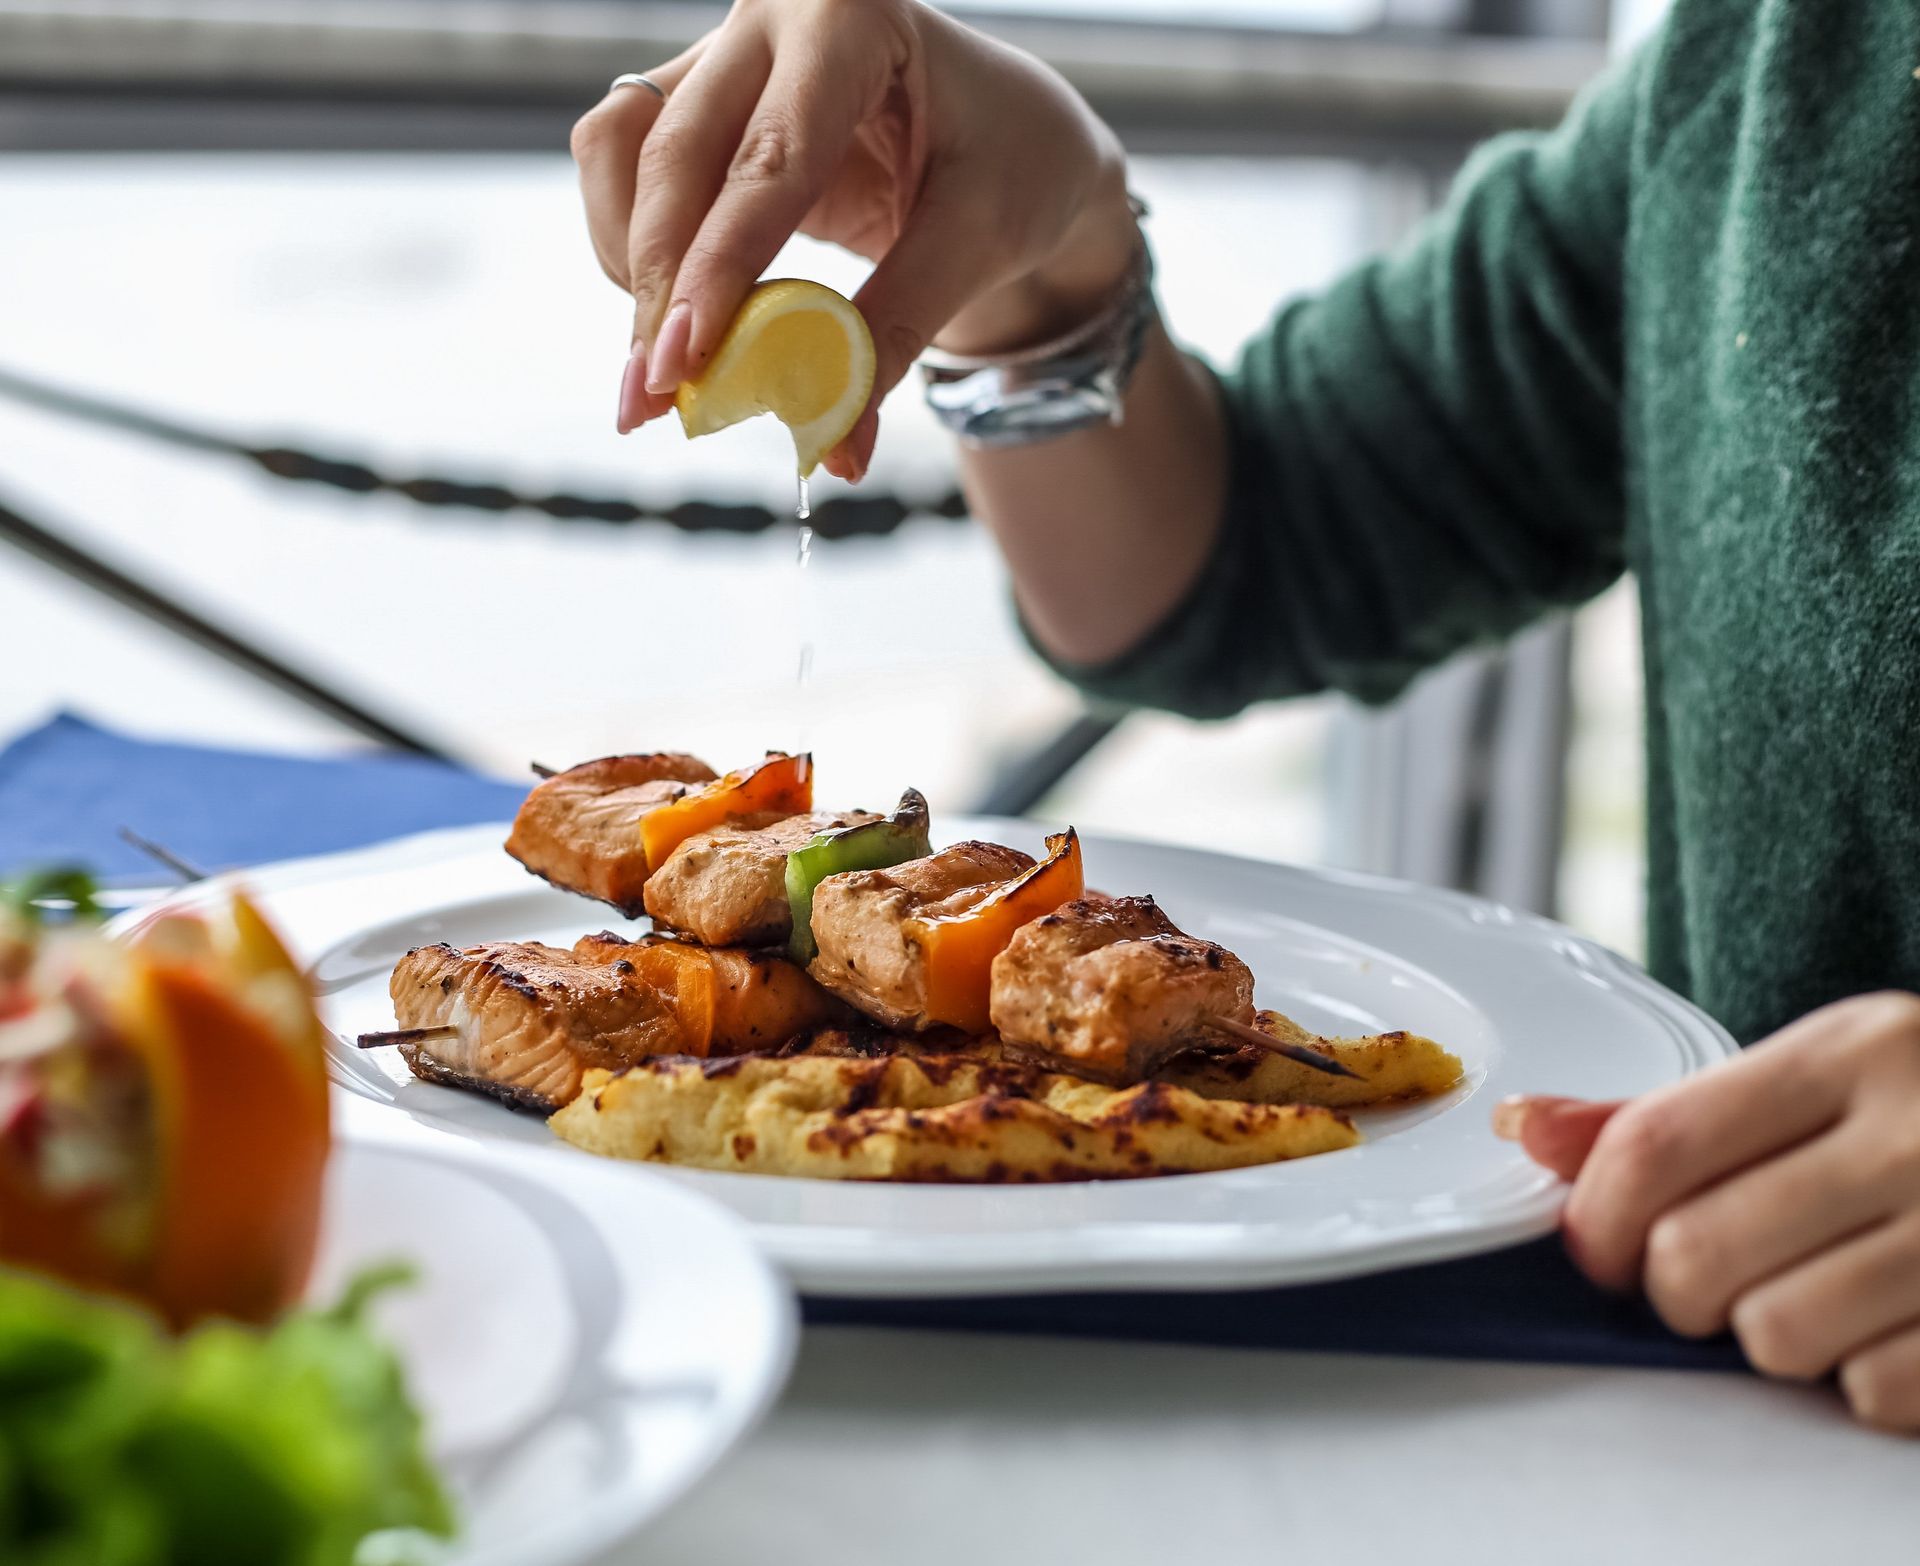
[919,228,1157,450]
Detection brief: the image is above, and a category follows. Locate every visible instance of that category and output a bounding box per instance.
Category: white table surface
[634,1325,1912,1565]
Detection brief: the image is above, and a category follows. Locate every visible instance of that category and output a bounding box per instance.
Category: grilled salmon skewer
[805,840,1053,1031]
[644,808,878,946]
[988,896,1260,1082]
[991,897,1378,1084]
[804,882,1362,1085]
[505,753,718,916]
[362,933,841,1113]
[506,750,822,922]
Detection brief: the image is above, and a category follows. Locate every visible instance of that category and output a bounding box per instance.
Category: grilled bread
[549,1052,1357,1181]
[783,1014,1464,1110]
[1156,1010,1465,1108]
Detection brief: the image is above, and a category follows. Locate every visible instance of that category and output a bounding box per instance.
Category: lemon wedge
[674,280,876,477]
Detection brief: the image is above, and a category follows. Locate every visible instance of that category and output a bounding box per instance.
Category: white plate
[118,820,1736,1298]
[308,1126,795,1566]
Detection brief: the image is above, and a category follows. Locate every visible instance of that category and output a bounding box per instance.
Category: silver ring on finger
[609,73,668,101]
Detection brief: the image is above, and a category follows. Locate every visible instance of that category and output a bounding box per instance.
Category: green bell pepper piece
[785,789,931,965]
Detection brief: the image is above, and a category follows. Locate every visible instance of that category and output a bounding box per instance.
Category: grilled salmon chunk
[571,931,845,1052]
[387,938,683,1113]
[989,895,1255,1082]
[806,841,1035,1030]
[644,808,879,947]
[383,933,840,1113]
[504,753,718,916]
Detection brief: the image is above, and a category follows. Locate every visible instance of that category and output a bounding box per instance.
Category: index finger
[666,32,888,379]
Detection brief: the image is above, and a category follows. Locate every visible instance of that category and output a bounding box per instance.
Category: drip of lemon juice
[795,489,817,748]
[796,520,815,689]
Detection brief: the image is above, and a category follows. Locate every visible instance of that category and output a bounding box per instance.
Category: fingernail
[646,302,692,393]
[1492,1093,1590,1142]
[617,341,649,434]
[1491,1095,1533,1141]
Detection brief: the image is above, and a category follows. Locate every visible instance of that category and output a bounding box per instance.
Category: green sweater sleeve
[1042,49,1648,716]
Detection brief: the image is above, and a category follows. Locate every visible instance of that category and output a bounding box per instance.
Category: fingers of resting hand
[1719,1209,1920,1382]
[1641,1121,1904,1340]
[1840,1314,1920,1434]
[1493,1095,1623,1182]
[626,30,773,375]
[1562,1006,1863,1292]
[669,37,883,389]
[571,44,708,289]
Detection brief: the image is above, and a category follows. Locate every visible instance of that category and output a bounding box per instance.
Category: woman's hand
[1497,992,1920,1431]
[568,0,1137,477]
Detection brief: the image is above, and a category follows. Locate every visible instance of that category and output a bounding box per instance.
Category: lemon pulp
[674,280,876,477]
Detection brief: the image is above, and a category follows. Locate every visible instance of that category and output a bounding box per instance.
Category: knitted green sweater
[1049,0,1920,1044]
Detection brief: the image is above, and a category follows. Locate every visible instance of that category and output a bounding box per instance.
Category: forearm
[932,176,1231,671]
[956,324,1229,669]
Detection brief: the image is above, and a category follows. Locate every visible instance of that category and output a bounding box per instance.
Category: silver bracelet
[920,203,1156,449]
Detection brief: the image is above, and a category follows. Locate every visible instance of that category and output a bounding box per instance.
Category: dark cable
[0,362,969,540]
[0,490,455,761]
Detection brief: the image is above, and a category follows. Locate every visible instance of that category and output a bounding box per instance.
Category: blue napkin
[0,711,1747,1372]
[0,712,523,883]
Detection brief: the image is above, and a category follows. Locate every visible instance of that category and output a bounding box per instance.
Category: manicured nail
[1492,1093,1597,1146]
[616,341,649,434]
[646,302,692,393]
[1491,1095,1533,1141]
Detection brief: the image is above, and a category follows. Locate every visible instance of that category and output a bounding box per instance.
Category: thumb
[1492,1095,1626,1182]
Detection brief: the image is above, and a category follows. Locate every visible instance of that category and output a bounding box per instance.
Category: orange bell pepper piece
[640,752,813,873]
[915,829,1084,1034]
[621,940,719,1056]
[617,937,838,1056]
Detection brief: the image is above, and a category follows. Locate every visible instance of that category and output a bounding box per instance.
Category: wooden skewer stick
[1203,1015,1365,1080]
[118,826,209,885]
[530,761,558,779]
[356,1025,457,1049]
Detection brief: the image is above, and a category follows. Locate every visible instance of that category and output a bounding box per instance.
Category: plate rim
[114,820,1738,1298]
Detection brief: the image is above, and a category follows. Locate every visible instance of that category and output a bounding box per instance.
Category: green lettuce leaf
[0,1265,454,1566]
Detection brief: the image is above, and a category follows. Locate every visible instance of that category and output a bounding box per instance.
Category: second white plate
[124,821,1736,1297]
[312,1124,795,1566]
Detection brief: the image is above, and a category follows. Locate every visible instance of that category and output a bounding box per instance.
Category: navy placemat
[0,711,1747,1372]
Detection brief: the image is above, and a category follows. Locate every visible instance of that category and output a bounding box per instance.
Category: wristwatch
[919,207,1156,449]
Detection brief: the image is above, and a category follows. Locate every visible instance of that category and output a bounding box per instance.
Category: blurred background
[0,0,1668,953]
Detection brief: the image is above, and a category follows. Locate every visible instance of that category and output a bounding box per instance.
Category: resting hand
[568,0,1136,475]
[1497,992,1920,1432]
